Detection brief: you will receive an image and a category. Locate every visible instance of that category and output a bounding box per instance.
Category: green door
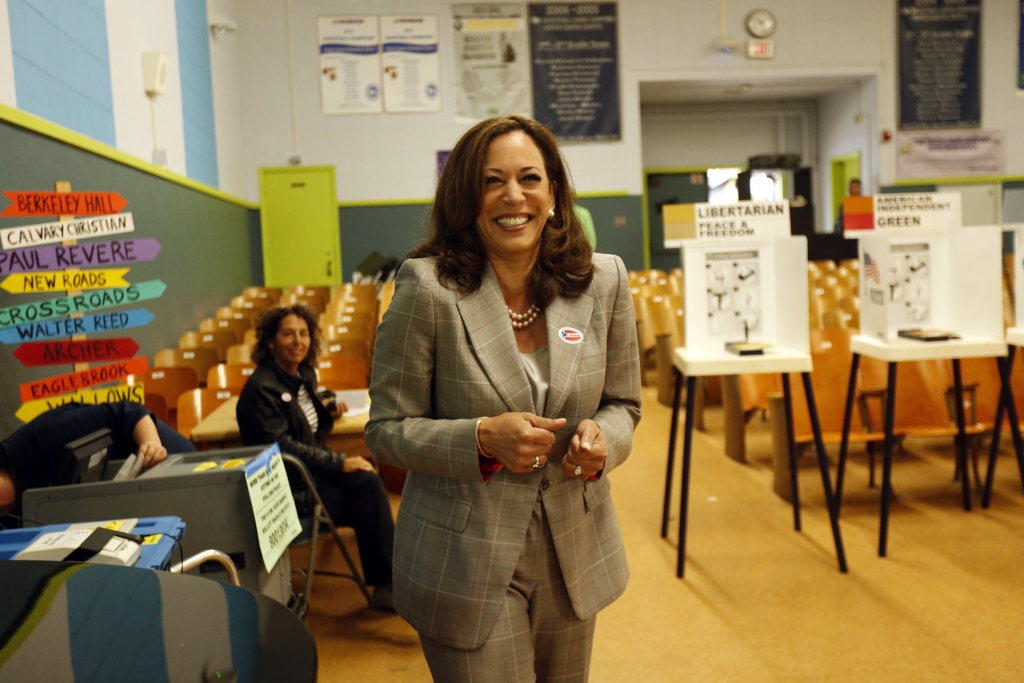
[830,152,862,227]
[259,166,340,287]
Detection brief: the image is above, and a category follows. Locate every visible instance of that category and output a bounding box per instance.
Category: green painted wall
[0,119,258,438]
[338,194,645,280]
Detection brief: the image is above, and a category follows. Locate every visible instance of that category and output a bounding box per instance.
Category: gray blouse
[520,345,551,415]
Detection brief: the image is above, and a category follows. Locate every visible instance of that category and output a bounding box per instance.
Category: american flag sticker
[864,253,881,283]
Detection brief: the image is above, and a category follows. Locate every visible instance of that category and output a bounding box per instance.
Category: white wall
[641,102,816,170]
[105,0,187,176]
[817,79,877,232]
[977,0,1024,177]
[0,0,17,107]
[208,0,248,197]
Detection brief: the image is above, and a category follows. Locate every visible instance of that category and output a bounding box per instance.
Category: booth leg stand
[781,374,802,531]
[662,368,683,538]
[836,353,861,513]
[983,349,1024,507]
[802,373,849,573]
[723,375,746,463]
[879,362,898,557]
[951,360,972,511]
[677,375,698,578]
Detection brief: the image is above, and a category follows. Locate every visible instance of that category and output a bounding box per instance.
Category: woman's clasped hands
[477,414,607,479]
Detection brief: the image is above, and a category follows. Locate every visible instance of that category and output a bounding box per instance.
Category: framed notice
[898,0,981,130]
[318,16,383,115]
[453,3,531,121]
[528,3,620,141]
[897,129,1005,179]
[381,15,443,113]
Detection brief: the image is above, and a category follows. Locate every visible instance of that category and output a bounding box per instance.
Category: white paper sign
[897,130,1005,179]
[695,201,789,241]
[887,242,932,329]
[245,444,301,573]
[705,250,763,339]
[1,213,135,250]
[381,15,443,113]
[453,4,531,121]
[873,193,961,233]
[318,16,383,115]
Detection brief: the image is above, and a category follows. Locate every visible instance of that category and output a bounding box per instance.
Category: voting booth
[21,446,294,604]
[836,192,1009,557]
[660,200,847,578]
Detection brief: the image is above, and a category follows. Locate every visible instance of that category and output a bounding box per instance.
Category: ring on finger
[574,465,583,476]
[532,455,543,470]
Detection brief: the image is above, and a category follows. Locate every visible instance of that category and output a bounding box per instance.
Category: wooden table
[189,392,407,493]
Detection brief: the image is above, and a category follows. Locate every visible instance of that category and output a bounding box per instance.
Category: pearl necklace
[508,304,540,330]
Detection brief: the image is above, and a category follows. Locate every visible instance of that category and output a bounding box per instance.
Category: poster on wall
[898,0,981,130]
[705,250,762,339]
[317,16,383,115]
[381,15,443,113]
[453,4,531,121]
[897,129,1005,179]
[528,3,620,141]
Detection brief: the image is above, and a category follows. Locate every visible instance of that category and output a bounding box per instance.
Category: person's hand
[563,419,607,480]
[137,441,168,468]
[324,399,349,419]
[343,455,376,473]
[478,413,566,474]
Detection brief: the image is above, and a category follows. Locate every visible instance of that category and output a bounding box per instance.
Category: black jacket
[235,361,345,474]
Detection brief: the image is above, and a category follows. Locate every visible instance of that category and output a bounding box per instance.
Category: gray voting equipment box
[21,446,292,604]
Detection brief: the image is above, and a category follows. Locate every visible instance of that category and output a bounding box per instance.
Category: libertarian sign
[19,356,149,402]
[662,201,790,247]
[0,213,135,249]
[14,338,140,366]
[0,280,165,329]
[0,309,155,344]
[0,191,127,217]
[0,238,160,276]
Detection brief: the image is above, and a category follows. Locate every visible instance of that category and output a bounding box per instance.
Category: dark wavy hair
[409,115,593,307]
[251,304,321,371]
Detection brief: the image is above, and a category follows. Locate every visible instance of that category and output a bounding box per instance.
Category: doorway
[830,152,862,227]
[259,166,341,287]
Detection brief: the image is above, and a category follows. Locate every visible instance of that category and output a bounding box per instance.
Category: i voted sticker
[559,327,584,344]
[281,392,292,402]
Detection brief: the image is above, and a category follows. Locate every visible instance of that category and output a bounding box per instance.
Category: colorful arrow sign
[0,238,160,276]
[2,268,130,294]
[0,309,155,344]
[14,338,140,366]
[19,355,149,403]
[0,280,164,329]
[0,213,134,250]
[16,382,145,423]
[0,191,128,217]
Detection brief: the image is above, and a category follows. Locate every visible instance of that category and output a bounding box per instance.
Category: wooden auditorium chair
[317,354,369,388]
[226,343,254,365]
[206,362,257,393]
[179,330,236,362]
[200,316,251,343]
[154,348,221,388]
[122,366,199,430]
[176,388,236,440]
[242,286,282,303]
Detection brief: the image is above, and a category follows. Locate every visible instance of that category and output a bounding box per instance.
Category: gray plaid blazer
[365,253,641,650]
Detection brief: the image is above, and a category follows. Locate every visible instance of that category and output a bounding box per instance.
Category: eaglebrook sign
[662,201,790,247]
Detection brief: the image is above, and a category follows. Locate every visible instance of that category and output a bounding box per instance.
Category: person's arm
[366,261,491,481]
[564,256,642,479]
[132,415,167,468]
[237,382,347,473]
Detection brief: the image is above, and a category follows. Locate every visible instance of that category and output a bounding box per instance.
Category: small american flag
[864,253,881,283]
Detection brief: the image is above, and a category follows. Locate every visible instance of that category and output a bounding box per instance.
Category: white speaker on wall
[142,52,169,97]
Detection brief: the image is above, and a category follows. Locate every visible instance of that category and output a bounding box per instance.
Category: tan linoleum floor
[299,385,1024,682]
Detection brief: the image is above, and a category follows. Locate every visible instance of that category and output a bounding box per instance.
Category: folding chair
[281,453,372,617]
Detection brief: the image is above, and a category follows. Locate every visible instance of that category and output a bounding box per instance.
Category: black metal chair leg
[781,374,801,532]
[677,375,697,579]
[802,372,849,573]
[952,359,971,511]
[836,353,860,513]
[879,362,898,557]
[662,368,683,538]
[984,348,1023,507]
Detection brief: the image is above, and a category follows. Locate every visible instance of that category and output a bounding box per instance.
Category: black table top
[0,561,316,683]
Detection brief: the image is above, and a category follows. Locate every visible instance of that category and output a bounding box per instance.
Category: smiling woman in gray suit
[366,115,641,683]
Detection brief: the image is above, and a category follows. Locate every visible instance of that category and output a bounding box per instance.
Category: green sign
[0,280,166,329]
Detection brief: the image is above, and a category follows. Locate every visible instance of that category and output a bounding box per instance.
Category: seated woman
[235,304,395,610]
[0,400,194,522]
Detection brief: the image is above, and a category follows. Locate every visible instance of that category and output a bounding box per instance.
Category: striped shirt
[297,384,319,434]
